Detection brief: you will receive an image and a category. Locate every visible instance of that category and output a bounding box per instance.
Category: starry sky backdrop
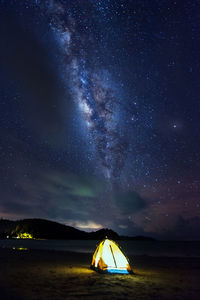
[0,0,200,240]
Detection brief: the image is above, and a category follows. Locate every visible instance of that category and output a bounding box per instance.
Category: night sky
[0,0,200,240]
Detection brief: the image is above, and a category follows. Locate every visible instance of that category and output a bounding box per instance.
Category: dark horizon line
[1,217,200,242]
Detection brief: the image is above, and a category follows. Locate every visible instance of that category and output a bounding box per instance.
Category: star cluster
[47,0,130,181]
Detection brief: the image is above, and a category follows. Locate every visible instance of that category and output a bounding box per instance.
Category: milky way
[47,0,129,182]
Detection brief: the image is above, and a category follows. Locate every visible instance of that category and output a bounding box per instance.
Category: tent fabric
[91,238,133,274]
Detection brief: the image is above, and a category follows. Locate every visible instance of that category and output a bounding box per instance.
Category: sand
[0,247,200,300]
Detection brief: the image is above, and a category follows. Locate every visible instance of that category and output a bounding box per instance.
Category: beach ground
[0,247,199,300]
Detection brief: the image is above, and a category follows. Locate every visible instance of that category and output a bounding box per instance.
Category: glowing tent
[91,238,133,274]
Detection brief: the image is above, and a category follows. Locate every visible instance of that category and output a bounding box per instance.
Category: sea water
[0,239,200,257]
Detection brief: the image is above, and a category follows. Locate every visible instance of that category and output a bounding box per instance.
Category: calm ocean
[0,239,200,257]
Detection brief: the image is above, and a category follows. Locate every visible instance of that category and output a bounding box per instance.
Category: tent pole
[110,245,117,268]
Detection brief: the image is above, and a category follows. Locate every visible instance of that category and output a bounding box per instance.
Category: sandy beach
[0,247,199,300]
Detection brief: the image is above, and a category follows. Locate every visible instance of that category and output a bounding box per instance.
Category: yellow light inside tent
[91,238,133,274]
[102,240,129,269]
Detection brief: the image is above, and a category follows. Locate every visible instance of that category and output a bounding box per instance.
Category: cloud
[0,133,108,228]
[162,216,200,240]
[66,220,103,231]
[0,142,105,223]
[0,146,149,235]
[109,217,147,236]
[113,190,148,215]
[43,171,101,198]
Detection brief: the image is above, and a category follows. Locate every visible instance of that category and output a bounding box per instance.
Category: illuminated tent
[91,238,133,274]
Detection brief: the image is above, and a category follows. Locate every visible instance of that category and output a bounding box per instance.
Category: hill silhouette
[0,218,155,240]
[0,218,119,240]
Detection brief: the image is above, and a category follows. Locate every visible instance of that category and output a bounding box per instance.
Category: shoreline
[1,245,200,259]
[1,238,200,259]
